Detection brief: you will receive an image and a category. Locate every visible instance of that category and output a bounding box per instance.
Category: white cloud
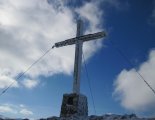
[0,105,17,114]
[20,104,25,108]
[76,2,102,31]
[0,0,105,89]
[19,108,33,116]
[113,49,155,112]
[22,79,39,89]
[0,103,33,116]
[0,75,18,89]
[75,1,104,60]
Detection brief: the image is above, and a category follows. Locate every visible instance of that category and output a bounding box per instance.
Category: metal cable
[82,52,97,115]
[0,46,55,96]
[110,41,155,95]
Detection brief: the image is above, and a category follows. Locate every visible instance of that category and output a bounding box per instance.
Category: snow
[45,114,150,120]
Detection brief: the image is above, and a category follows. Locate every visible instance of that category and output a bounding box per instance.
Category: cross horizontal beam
[54,31,106,48]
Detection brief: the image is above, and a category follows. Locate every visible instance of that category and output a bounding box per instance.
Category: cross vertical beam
[73,20,83,94]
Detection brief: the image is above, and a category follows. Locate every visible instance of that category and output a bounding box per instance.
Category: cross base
[60,93,88,118]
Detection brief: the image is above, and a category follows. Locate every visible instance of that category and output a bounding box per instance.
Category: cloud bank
[21,79,39,89]
[0,0,104,89]
[0,103,33,116]
[114,49,155,112]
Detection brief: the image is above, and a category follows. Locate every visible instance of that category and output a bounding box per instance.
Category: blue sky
[0,0,155,119]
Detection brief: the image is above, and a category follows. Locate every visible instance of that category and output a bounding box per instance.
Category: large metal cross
[53,20,106,94]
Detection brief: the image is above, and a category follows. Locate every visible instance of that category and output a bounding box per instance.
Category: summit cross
[53,20,106,94]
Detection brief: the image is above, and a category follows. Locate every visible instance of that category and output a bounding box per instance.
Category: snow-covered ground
[0,114,154,120]
[44,114,153,120]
